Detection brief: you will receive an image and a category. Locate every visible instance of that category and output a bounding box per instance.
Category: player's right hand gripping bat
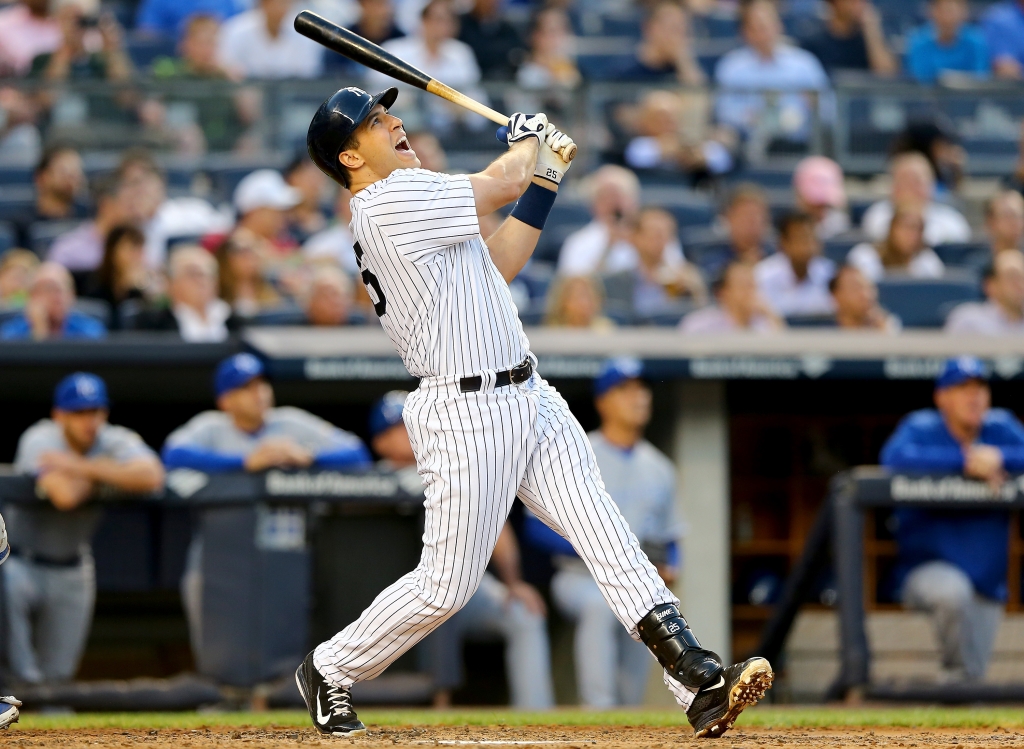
[294,10,577,162]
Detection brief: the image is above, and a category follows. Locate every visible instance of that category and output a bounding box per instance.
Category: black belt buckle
[510,359,533,384]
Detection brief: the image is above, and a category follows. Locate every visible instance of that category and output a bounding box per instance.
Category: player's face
[219,377,274,425]
[597,379,652,431]
[935,380,990,434]
[54,408,108,453]
[343,105,420,183]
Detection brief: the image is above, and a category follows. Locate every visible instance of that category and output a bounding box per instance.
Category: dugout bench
[756,467,1024,703]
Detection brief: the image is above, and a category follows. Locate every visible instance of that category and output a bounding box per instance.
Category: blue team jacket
[880,408,1024,601]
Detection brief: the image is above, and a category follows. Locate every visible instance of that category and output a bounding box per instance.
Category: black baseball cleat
[687,656,774,739]
[295,651,367,736]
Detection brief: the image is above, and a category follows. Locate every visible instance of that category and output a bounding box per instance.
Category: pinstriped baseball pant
[314,370,681,699]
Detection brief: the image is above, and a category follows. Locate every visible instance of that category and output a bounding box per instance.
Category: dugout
[1,329,1024,703]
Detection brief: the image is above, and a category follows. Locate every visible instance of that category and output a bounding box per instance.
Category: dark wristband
[510,182,557,230]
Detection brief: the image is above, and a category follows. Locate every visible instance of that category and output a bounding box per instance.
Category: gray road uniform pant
[3,554,95,684]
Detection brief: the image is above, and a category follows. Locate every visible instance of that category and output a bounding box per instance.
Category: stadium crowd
[0,0,1022,333]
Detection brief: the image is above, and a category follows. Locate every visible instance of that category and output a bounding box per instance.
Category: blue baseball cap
[214,353,265,398]
[594,357,644,398]
[935,356,988,390]
[369,390,409,438]
[54,372,109,412]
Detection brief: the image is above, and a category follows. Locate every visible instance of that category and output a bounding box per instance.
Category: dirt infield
[7,724,1024,748]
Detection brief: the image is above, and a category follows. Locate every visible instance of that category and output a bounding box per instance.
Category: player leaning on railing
[293,85,773,739]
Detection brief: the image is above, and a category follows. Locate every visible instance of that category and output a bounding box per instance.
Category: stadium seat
[875,273,982,328]
[0,187,33,222]
[0,222,14,255]
[125,34,177,71]
[577,53,634,80]
[824,235,867,266]
[0,167,32,186]
[682,240,734,279]
[251,306,307,326]
[29,220,83,257]
[933,242,990,270]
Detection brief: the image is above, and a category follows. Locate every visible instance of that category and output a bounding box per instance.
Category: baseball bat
[294,10,577,162]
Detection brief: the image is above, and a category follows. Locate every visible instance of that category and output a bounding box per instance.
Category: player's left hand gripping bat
[294,10,577,162]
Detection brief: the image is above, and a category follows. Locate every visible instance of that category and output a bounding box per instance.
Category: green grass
[14,706,1024,732]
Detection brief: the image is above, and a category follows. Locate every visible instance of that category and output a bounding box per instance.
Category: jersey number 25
[353,242,387,317]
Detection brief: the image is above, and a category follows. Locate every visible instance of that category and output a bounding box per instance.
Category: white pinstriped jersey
[349,168,530,379]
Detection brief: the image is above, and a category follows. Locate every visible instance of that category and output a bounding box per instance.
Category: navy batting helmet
[307,86,399,187]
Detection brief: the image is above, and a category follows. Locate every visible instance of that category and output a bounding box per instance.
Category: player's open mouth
[395,136,412,154]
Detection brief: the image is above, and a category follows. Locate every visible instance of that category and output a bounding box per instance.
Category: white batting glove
[0,512,8,565]
[534,124,574,185]
[504,112,548,146]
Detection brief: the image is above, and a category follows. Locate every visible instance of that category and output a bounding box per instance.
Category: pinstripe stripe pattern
[313,169,679,696]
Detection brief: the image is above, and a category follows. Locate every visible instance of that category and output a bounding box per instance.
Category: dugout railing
[756,467,1024,703]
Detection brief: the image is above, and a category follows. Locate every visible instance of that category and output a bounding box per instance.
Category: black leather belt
[11,550,84,568]
[459,359,533,393]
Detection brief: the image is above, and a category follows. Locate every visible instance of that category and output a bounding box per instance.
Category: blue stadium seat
[727,168,794,189]
[683,240,734,278]
[251,306,307,326]
[875,274,982,328]
[125,34,177,70]
[577,53,634,80]
[0,167,32,186]
[0,187,33,222]
[0,222,14,254]
[74,298,112,327]
[824,236,865,266]
[934,242,990,269]
[664,200,715,229]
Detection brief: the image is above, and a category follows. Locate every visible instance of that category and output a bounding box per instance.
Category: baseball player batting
[295,86,773,738]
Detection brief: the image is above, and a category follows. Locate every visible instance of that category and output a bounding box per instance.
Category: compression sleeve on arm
[161,445,245,472]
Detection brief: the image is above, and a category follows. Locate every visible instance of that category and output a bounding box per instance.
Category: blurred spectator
[217,0,324,79]
[163,353,371,653]
[622,90,737,182]
[981,0,1024,80]
[0,0,61,77]
[302,187,359,277]
[544,275,615,331]
[457,0,525,81]
[0,250,40,309]
[851,204,945,281]
[364,391,553,708]
[117,150,232,269]
[136,0,247,42]
[945,250,1024,334]
[557,166,652,276]
[881,357,1024,682]
[30,2,132,83]
[861,152,971,245]
[407,130,447,171]
[714,0,829,140]
[615,1,704,86]
[679,261,781,332]
[9,145,89,248]
[152,14,237,79]
[0,262,106,340]
[373,0,486,130]
[348,0,404,45]
[231,169,303,295]
[523,358,679,707]
[48,174,136,276]
[906,0,989,84]
[4,372,163,685]
[719,183,773,266]
[137,245,236,341]
[890,118,966,196]
[793,156,851,240]
[286,155,330,243]
[799,0,897,76]
[829,264,900,331]
[516,7,579,90]
[985,190,1024,255]
[605,208,706,318]
[755,211,835,316]
[304,266,354,326]
[82,224,159,330]
[216,234,282,318]
[0,87,43,165]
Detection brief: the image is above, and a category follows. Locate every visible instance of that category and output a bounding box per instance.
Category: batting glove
[502,112,548,146]
[536,142,572,186]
